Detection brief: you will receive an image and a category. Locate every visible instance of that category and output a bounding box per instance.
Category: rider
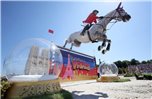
[80,10,103,36]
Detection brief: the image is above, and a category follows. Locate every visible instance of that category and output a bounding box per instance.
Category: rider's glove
[98,16,104,19]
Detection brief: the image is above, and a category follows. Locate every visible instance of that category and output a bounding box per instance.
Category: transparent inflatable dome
[98,62,118,76]
[3,38,63,81]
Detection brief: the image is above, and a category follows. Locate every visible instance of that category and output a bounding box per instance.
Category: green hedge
[24,89,73,99]
[143,74,152,80]
[1,80,12,99]
[113,78,131,82]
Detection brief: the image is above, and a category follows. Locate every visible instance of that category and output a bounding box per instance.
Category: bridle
[116,8,129,22]
[116,8,124,20]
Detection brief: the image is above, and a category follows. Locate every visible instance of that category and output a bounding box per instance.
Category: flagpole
[51,33,53,42]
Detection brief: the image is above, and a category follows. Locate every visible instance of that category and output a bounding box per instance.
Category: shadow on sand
[72,91,108,99]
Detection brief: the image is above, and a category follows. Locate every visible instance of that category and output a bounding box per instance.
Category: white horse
[63,2,131,54]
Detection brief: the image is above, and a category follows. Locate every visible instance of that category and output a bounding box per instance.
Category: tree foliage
[113,59,152,74]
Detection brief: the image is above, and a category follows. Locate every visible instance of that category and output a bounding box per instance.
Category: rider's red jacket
[83,13,98,24]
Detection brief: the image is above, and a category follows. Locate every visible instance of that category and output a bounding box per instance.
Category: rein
[107,20,117,30]
[96,19,118,31]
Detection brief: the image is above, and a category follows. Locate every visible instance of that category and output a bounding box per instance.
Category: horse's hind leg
[70,43,73,50]
[101,39,111,54]
[63,40,68,48]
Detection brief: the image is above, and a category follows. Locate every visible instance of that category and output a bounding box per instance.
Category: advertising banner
[58,46,97,80]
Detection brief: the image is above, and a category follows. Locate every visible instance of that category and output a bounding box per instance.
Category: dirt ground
[61,77,152,99]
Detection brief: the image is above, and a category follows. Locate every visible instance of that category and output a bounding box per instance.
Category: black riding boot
[80,24,90,36]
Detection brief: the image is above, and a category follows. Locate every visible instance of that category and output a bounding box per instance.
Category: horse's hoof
[102,50,106,54]
[98,46,101,51]
[108,40,111,43]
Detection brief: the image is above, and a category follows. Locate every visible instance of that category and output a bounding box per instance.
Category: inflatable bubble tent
[98,62,118,76]
[3,38,63,81]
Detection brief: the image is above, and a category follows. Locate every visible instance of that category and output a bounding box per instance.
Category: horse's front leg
[102,39,111,54]
[98,39,106,51]
[106,39,111,51]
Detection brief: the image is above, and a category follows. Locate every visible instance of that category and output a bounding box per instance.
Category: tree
[114,60,123,68]
[130,58,140,65]
[147,60,152,64]
[122,60,130,68]
[141,61,147,64]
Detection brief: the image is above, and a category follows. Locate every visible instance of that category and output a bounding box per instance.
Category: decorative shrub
[1,80,12,99]
[143,74,152,80]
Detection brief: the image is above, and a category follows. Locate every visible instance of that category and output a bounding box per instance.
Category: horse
[63,2,131,54]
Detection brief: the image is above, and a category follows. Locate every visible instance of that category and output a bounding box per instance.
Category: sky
[1,0,151,75]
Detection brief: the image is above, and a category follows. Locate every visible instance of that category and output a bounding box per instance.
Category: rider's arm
[98,16,104,19]
[93,16,98,23]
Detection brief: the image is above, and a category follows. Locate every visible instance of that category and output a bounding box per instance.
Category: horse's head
[114,2,131,22]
